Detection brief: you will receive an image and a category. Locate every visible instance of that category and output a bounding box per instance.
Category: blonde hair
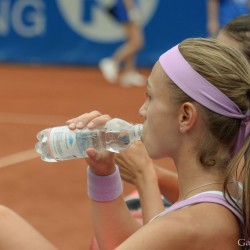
[169,38,250,234]
[222,14,250,64]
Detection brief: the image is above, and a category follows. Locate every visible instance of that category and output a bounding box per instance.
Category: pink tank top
[150,192,247,242]
[152,192,242,221]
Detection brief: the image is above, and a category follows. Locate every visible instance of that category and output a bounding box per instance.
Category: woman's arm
[67,111,142,249]
[115,141,178,223]
[0,205,57,250]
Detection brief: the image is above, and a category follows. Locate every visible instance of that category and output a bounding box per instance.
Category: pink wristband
[87,166,123,202]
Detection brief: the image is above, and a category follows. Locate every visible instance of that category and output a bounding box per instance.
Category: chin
[149,154,161,160]
[146,147,165,160]
[143,145,157,160]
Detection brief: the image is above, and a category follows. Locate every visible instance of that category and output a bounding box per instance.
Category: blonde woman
[68,38,250,249]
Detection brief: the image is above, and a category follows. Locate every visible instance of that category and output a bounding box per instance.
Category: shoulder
[117,203,241,250]
[158,203,241,249]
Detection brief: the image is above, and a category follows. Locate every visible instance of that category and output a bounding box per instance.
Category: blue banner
[0,0,207,66]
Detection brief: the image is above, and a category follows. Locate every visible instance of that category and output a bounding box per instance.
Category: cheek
[142,132,158,159]
[142,117,166,159]
[143,108,178,159]
[143,134,167,160]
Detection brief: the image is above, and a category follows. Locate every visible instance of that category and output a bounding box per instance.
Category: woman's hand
[115,141,179,203]
[66,110,116,176]
[115,141,156,185]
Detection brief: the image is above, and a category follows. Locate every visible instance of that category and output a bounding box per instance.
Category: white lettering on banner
[0,0,46,37]
[56,0,159,42]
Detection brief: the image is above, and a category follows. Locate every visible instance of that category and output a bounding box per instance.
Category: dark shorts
[108,0,139,23]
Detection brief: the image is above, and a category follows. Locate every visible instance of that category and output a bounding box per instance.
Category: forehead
[148,61,169,88]
[148,61,170,92]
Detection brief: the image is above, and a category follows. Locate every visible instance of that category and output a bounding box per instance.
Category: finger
[87,114,111,129]
[86,149,116,175]
[114,157,128,167]
[120,175,134,184]
[86,148,98,159]
[86,148,114,164]
[85,148,103,168]
[66,111,102,130]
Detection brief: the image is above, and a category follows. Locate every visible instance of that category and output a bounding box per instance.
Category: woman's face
[139,62,180,159]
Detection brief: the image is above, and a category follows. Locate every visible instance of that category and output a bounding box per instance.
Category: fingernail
[76,122,83,128]
[87,150,95,157]
[68,123,76,129]
[87,122,94,128]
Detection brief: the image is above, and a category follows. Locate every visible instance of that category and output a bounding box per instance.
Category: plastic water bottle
[35,118,143,162]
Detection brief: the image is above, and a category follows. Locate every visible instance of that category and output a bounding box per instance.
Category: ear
[178,102,197,132]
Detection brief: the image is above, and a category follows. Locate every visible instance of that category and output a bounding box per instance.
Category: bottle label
[48,126,86,160]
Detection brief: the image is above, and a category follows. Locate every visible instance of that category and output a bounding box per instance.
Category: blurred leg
[0,205,57,250]
[113,21,144,67]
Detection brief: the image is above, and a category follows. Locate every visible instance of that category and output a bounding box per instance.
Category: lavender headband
[159,44,250,154]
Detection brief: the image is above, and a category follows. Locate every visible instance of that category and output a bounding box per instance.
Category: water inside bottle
[105,130,133,153]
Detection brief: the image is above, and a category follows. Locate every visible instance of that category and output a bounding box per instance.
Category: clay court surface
[0,64,176,249]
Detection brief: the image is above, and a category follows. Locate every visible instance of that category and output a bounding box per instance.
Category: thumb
[85,148,115,175]
[86,148,104,163]
[86,148,98,159]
